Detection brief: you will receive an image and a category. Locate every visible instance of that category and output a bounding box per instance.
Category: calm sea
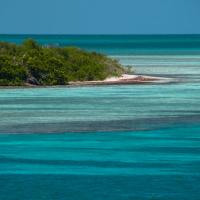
[0,35,200,200]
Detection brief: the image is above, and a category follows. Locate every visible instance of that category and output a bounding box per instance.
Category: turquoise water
[1,34,200,55]
[0,35,200,200]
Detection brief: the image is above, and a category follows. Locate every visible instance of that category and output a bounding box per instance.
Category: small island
[0,39,171,86]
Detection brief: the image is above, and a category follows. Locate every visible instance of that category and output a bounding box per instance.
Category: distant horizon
[1,33,200,36]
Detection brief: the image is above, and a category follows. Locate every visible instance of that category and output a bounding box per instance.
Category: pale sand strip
[69,74,174,86]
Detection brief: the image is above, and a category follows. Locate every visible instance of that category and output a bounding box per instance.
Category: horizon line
[1,33,200,36]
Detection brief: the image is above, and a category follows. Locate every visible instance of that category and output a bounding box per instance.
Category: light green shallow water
[0,82,200,133]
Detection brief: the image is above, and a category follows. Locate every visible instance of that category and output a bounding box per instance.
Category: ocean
[0,35,200,200]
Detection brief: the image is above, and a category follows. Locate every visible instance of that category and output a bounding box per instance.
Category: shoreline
[69,74,174,86]
[0,74,175,89]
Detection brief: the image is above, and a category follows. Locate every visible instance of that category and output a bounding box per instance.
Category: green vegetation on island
[0,39,126,86]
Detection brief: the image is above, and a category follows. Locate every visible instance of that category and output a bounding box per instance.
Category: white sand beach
[69,74,173,86]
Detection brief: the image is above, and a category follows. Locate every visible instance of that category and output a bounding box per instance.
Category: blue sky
[0,0,200,34]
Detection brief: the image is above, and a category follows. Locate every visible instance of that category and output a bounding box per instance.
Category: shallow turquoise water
[0,35,200,200]
[0,83,200,133]
[0,126,200,200]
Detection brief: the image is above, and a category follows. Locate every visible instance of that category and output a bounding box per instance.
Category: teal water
[1,34,200,55]
[0,35,200,200]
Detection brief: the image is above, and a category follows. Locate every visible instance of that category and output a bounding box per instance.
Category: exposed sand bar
[69,74,174,86]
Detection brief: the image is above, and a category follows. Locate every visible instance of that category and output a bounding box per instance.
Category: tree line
[0,39,125,86]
